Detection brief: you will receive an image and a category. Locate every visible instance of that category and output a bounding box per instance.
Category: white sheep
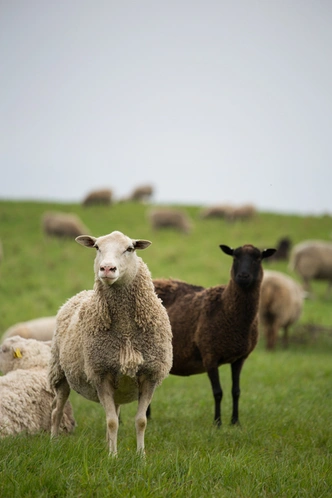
[259,270,305,350]
[148,208,192,234]
[0,336,76,437]
[289,240,332,297]
[2,316,56,342]
[48,230,172,456]
[42,211,89,239]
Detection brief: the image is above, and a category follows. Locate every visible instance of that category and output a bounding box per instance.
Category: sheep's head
[220,244,276,289]
[76,231,151,286]
[0,336,52,373]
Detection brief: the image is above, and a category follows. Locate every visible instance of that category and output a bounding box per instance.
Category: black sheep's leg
[146,404,151,419]
[230,358,245,425]
[207,367,223,426]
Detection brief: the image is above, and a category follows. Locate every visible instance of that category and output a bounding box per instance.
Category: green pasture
[0,200,331,497]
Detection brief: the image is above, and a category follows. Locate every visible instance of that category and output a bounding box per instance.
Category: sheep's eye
[126,246,134,253]
[94,244,99,250]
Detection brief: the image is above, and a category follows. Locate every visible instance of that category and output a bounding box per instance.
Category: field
[0,200,331,497]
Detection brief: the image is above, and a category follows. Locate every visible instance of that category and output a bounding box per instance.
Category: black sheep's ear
[262,248,277,260]
[220,244,234,256]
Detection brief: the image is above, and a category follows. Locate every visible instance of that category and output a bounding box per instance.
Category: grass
[0,200,331,497]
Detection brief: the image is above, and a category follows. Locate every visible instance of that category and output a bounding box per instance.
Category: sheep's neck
[223,280,261,322]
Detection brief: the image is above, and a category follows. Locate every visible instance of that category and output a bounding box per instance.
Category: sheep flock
[1,192,331,461]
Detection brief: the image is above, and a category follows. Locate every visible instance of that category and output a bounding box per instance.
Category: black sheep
[151,243,276,426]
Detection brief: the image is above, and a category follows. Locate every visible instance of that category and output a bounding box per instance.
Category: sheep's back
[290,241,332,279]
[0,369,75,436]
[260,271,304,325]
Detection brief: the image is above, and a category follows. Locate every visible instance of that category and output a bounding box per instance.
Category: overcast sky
[1,1,332,215]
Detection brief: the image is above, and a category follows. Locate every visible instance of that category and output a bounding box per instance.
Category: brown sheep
[150,243,276,426]
[148,208,192,234]
[82,188,113,206]
[42,212,89,239]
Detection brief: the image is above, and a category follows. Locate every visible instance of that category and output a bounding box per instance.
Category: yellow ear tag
[13,348,22,358]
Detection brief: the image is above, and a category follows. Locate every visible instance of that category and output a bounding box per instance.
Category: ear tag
[13,348,22,358]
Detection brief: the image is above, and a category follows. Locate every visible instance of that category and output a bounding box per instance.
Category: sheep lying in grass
[48,230,172,456]
[2,316,56,342]
[289,240,332,297]
[259,270,305,350]
[42,211,89,239]
[151,243,276,426]
[0,336,76,437]
[148,208,192,234]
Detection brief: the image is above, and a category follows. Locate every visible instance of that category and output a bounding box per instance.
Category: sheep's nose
[238,272,250,279]
[100,265,117,274]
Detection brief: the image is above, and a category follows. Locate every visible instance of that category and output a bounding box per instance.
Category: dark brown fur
[152,244,276,426]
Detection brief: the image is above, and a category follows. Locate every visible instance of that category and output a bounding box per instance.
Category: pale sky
[1,1,332,214]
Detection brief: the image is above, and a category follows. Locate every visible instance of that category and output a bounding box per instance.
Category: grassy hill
[0,200,331,497]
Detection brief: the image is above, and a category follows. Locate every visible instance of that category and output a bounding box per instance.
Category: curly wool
[49,258,172,402]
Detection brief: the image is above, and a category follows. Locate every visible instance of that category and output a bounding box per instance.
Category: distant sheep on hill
[82,188,113,206]
[200,204,256,222]
[151,243,276,426]
[42,212,89,239]
[0,336,76,437]
[199,204,234,220]
[289,240,332,297]
[148,208,192,234]
[2,316,56,342]
[128,185,154,202]
[259,270,305,350]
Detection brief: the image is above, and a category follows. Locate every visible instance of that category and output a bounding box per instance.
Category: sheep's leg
[207,367,223,427]
[51,378,71,438]
[230,358,245,425]
[136,378,157,455]
[96,379,118,456]
[282,325,289,348]
[265,324,278,350]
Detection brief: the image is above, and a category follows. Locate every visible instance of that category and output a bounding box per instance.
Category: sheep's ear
[220,244,234,256]
[75,235,97,248]
[133,239,152,250]
[262,248,277,260]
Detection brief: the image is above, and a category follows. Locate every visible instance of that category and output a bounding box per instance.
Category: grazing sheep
[266,237,292,262]
[200,204,256,222]
[2,316,56,342]
[228,204,257,222]
[48,230,172,456]
[82,188,113,206]
[289,240,332,297]
[199,204,234,220]
[128,184,154,202]
[0,336,76,437]
[42,211,89,239]
[259,270,305,350]
[148,208,192,234]
[151,243,276,426]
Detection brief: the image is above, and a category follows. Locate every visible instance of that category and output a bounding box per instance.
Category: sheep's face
[76,231,151,286]
[220,244,276,289]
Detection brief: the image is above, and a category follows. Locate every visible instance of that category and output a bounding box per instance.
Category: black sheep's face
[220,244,276,289]
[232,246,263,288]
